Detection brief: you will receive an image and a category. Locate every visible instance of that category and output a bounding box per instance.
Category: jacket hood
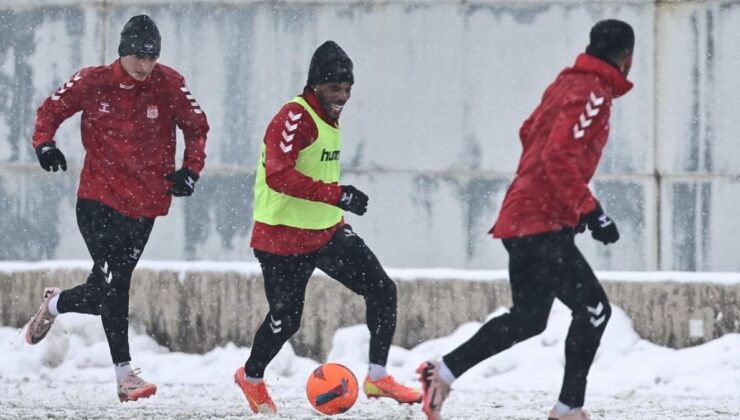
[569,53,633,98]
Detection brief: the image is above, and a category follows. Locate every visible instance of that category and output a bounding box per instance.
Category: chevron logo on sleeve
[180,86,203,114]
[51,72,82,101]
[572,91,604,139]
[280,111,301,153]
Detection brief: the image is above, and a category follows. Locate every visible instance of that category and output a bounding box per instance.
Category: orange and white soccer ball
[306,363,358,415]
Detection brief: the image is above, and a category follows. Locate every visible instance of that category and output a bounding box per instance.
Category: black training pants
[442,229,611,407]
[245,224,398,378]
[56,199,154,364]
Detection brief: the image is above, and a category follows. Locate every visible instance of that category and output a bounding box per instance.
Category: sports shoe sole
[364,384,422,405]
[365,393,422,405]
[118,384,157,402]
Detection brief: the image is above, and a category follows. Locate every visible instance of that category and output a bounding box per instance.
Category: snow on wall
[3,262,739,357]
[0,1,737,271]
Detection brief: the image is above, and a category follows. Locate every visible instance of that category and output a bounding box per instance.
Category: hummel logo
[590,91,604,106]
[597,214,612,228]
[585,101,599,118]
[339,192,353,206]
[587,302,603,316]
[572,91,604,140]
[284,121,297,132]
[101,261,113,284]
[321,148,340,161]
[280,112,300,154]
[587,301,606,327]
[269,314,282,334]
[52,72,82,101]
[288,111,302,121]
[590,315,606,327]
[185,176,195,189]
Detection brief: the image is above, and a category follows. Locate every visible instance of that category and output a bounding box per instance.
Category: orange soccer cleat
[233,367,277,414]
[363,374,422,404]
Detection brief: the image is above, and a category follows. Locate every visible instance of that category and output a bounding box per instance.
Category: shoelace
[123,368,149,388]
[39,289,58,321]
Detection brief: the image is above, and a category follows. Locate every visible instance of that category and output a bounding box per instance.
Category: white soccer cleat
[24,287,61,345]
[117,368,157,402]
[548,407,592,420]
[417,360,451,420]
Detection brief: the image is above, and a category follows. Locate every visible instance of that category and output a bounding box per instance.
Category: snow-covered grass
[1,300,739,419]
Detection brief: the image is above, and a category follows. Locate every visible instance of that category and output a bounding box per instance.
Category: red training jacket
[33,59,209,219]
[250,90,344,255]
[492,53,633,238]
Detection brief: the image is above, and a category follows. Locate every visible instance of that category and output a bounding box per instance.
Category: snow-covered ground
[1,301,739,419]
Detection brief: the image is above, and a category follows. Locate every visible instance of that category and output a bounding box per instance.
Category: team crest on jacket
[147,105,159,119]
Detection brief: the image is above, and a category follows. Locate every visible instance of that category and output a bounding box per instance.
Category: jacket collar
[112,59,151,90]
[572,53,633,98]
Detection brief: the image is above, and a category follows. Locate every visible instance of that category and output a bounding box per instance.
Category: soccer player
[25,15,208,402]
[233,40,421,413]
[418,19,634,420]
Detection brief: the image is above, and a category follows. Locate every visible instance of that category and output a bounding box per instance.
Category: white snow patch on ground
[1,302,739,419]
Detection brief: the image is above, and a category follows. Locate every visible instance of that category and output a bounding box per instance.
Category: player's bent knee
[509,308,550,339]
[381,279,397,299]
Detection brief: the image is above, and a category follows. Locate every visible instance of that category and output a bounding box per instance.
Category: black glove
[36,143,67,172]
[165,167,199,197]
[577,202,620,245]
[336,185,368,215]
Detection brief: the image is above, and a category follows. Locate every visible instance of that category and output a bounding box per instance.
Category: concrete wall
[2,266,737,359]
[0,1,738,271]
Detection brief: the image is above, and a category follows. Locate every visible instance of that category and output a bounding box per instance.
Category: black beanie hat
[307,41,354,86]
[118,15,161,58]
[585,19,634,61]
